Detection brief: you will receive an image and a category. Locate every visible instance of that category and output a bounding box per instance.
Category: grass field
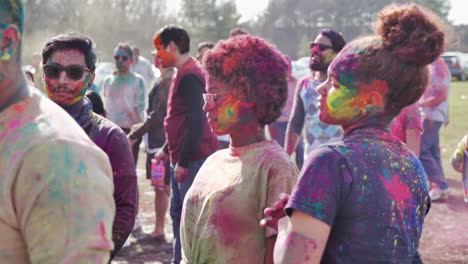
[439,81,468,181]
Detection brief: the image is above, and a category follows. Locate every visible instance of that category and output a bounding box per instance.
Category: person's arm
[128,86,160,140]
[16,140,115,263]
[285,80,305,156]
[419,60,450,108]
[405,128,421,157]
[278,147,347,264]
[274,211,331,264]
[106,128,138,259]
[451,135,468,172]
[178,75,205,168]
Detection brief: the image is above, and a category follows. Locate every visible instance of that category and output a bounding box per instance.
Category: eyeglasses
[310,43,333,51]
[114,55,129,61]
[43,64,91,81]
[203,92,230,106]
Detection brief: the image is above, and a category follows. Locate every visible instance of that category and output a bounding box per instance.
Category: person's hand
[153,149,169,164]
[174,164,189,183]
[127,135,136,146]
[260,193,290,232]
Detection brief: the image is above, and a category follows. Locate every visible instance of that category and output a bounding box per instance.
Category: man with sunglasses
[0,2,115,263]
[41,33,137,260]
[285,29,346,160]
[152,25,219,264]
[101,43,147,164]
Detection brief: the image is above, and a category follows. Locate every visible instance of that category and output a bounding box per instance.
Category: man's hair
[156,25,190,54]
[0,0,24,33]
[42,33,98,72]
[197,41,215,52]
[319,29,346,52]
[229,28,249,38]
[115,43,133,60]
[132,46,140,56]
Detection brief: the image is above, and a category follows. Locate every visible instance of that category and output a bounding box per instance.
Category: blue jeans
[170,159,205,264]
[269,121,304,170]
[419,119,448,190]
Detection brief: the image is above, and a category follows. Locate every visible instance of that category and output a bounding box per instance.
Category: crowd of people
[2,0,467,263]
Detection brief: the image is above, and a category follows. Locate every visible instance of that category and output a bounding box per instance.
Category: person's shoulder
[90,113,126,138]
[139,56,152,66]
[297,74,315,88]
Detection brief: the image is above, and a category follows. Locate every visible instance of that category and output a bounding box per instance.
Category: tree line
[22,0,466,67]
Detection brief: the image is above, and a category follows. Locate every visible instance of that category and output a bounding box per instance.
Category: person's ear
[365,91,384,112]
[0,24,20,61]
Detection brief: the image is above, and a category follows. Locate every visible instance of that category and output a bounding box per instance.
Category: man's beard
[309,58,329,72]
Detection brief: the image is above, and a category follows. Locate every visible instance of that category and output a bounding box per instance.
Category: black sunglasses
[310,43,333,51]
[114,55,129,61]
[43,64,91,81]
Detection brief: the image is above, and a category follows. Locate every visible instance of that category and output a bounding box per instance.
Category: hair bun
[374,4,445,66]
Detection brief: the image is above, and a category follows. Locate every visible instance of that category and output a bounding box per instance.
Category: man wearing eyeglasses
[101,43,147,164]
[285,29,346,160]
[0,2,115,263]
[41,33,138,260]
[152,25,219,264]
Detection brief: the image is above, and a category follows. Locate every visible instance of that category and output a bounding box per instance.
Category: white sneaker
[429,185,449,201]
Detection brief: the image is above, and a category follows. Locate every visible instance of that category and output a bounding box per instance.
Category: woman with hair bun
[274,4,447,263]
[180,35,299,263]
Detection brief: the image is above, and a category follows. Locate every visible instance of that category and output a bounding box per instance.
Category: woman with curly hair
[180,35,299,264]
[273,4,448,263]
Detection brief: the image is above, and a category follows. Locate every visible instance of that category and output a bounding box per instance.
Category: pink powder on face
[8,120,20,129]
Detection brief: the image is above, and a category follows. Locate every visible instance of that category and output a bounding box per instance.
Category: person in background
[229,27,249,38]
[23,65,37,87]
[152,25,219,264]
[390,103,423,156]
[196,41,215,61]
[275,4,446,263]
[128,54,175,242]
[285,30,345,162]
[41,33,137,260]
[181,33,298,264]
[418,57,451,201]
[450,133,468,202]
[0,1,115,262]
[131,46,157,90]
[269,56,304,170]
[101,43,147,164]
[86,89,107,117]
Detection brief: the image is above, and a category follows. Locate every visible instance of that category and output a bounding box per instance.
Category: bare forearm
[274,231,321,264]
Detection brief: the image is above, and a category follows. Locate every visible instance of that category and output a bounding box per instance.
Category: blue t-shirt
[286,125,429,263]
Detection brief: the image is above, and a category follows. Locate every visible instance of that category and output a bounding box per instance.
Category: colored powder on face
[214,94,254,134]
[326,71,361,122]
[67,74,90,106]
[0,24,19,61]
[323,53,337,65]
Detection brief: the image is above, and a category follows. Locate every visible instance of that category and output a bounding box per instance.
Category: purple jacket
[65,98,137,259]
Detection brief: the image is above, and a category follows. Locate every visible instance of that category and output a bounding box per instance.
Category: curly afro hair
[203,35,288,125]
